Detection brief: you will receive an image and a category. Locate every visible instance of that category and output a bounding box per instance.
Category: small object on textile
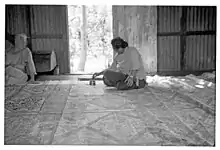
[89,79,96,86]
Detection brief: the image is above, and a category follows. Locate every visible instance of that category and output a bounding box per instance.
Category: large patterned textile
[4,77,215,146]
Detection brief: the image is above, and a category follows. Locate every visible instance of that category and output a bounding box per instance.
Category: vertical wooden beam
[78,5,87,71]
[112,5,117,57]
[27,5,32,50]
[180,6,187,70]
[5,5,15,45]
[214,7,216,70]
[157,6,160,72]
[65,5,70,73]
[5,5,8,40]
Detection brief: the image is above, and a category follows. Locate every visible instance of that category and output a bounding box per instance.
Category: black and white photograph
[2,0,218,148]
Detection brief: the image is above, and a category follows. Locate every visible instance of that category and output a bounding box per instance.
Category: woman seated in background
[5,33,37,85]
[93,37,147,90]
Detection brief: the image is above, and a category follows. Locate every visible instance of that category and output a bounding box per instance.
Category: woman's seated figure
[5,33,37,85]
[92,37,147,90]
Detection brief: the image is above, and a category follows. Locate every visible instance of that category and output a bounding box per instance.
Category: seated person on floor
[92,37,147,90]
[5,33,37,85]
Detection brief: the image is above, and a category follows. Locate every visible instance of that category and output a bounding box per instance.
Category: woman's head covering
[14,33,28,49]
[111,37,128,49]
[15,33,28,40]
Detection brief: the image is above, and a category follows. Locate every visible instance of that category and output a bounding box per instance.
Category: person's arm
[125,50,141,86]
[94,56,117,77]
[108,52,118,70]
[129,49,141,78]
[129,70,139,77]
[108,59,117,71]
[26,48,37,81]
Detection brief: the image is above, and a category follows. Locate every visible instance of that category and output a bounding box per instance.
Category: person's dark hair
[111,37,128,49]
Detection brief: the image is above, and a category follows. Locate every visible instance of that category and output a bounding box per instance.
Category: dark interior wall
[5,5,29,45]
[5,5,70,74]
[6,5,30,34]
[6,5,33,49]
[157,6,216,75]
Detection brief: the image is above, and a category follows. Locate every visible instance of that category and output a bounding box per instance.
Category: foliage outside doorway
[68,5,113,74]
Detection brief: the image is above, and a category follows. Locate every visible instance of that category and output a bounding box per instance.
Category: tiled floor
[4,75,216,146]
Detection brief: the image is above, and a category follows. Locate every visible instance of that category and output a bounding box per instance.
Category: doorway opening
[67,5,113,74]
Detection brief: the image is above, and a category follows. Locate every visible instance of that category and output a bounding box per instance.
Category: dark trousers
[103,70,146,90]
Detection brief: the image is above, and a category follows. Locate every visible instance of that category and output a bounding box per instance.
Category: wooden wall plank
[112,6,157,73]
